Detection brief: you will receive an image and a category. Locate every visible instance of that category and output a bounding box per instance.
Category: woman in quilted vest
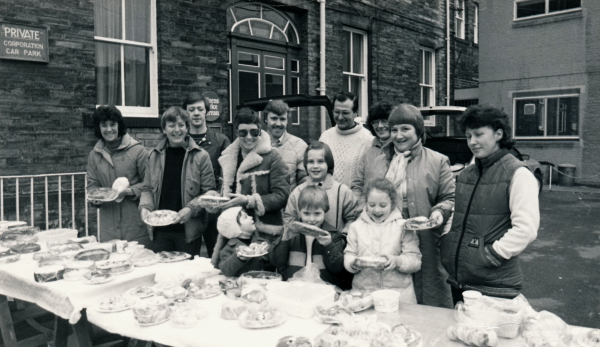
[440,105,540,305]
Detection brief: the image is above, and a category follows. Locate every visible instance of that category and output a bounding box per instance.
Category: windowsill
[514,137,580,141]
[454,37,468,44]
[82,114,161,128]
[513,9,583,28]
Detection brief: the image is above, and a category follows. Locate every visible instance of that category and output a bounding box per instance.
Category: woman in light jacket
[139,106,218,254]
[360,104,455,308]
[87,105,150,247]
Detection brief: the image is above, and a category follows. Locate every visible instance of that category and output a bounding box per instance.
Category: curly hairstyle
[92,105,127,140]
[458,104,516,149]
[160,106,190,131]
[303,141,335,176]
[298,185,330,213]
[365,178,398,210]
[233,107,261,131]
[365,102,394,136]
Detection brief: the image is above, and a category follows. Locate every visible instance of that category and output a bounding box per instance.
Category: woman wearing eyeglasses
[139,106,218,254]
[210,107,290,267]
[351,102,394,209]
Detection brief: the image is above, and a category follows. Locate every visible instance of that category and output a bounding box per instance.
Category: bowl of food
[132,297,171,326]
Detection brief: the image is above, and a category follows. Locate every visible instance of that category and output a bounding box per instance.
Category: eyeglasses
[333,110,354,117]
[371,120,389,127]
[237,128,261,138]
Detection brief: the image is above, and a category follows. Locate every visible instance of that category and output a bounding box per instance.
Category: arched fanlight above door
[227,3,300,44]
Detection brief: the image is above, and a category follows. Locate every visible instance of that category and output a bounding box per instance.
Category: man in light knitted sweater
[319,92,373,188]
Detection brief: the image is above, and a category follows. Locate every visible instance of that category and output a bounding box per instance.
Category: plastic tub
[462,290,482,307]
[372,290,401,313]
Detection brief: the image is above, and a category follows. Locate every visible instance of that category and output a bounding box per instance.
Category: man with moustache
[263,99,308,191]
[319,92,373,188]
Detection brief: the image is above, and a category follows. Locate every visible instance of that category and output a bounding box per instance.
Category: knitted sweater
[319,125,373,187]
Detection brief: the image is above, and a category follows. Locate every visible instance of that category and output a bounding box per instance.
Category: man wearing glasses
[319,92,373,188]
[210,107,290,264]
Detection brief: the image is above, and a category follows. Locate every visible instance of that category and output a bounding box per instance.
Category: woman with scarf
[210,107,290,268]
[359,103,455,308]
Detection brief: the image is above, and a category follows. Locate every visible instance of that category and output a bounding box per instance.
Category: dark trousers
[451,286,464,307]
[151,229,201,255]
[202,213,218,258]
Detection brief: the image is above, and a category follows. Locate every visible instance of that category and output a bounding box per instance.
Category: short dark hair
[365,102,394,136]
[263,99,290,121]
[298,186,330,213]
[459,104,515,149]
[333,91,359,113]
[388,104,425,139]
[182,92,210,111]
[92,105,127,140]
[160,106,190,131]
[304,141,335,175]
[234,107,261,131]
[365,178,398,210]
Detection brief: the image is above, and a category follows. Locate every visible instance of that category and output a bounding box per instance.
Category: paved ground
[520,186,600,328]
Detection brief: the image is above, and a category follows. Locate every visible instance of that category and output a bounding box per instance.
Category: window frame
[513,90,580,140]
[514,0,582,21]
[455,0,466,39]
[342,27,369,120]
[419,47,436,126]
[93,0,159,117]
[474,3,479,44]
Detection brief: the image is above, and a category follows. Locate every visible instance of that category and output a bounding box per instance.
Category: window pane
[272,28,287,42]
[265,74,284,97]
[516,0,546,18]
[424,52,432,85]
[95,0,122,39]
[262,7,288,29]
[421,86,432,107]
[291,60,299,73]
[343,31,351,72]
[290,108,299,124]
[124,45,150,107]
[95,42,122,105]
[285,26,298,44]
[352,32,363,74]
[238,71,259,104]
[265,56,284,70]
[515,99,544,136]
[125,0,150,43]
[549,0,581,12]
[291,77,299,95]
[238,52,259,66]
[233,4,260,22]
[549,97,578,136]
[234,22,251,35]
[546,98,558,136]
[250,20,272,39]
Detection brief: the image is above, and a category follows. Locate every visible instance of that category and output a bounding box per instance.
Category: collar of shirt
[271,131,288,148]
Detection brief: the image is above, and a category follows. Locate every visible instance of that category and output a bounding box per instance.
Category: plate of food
[188,283,222,300]
[96,260,134,275]
[158,251,191,263]
[144,210,178,227]
[337,291,374,313]
[74,248,110,261]
[314,304,354,324]
[238,302,287,329]
[87,187,119,202]
[237,242,269,258]
[96,295,136,313]
[354,256,387,270]
[290,221,329,238]
[198,195,230,208]
[133,297,171,327]
[83,271,113,285]
[125,286,154,299]
[404,216,440,230]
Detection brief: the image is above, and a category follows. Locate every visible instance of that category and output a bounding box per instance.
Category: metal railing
[0,172,95,236]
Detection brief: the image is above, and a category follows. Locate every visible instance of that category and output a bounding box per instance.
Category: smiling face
[372,119,390,142]
[466,126,503,159]
[100,120,120,143]
[186,101,207,131]
[163,116,188,147]
[391,124,419,153]
[333,99,357,131]
[306,149,328,183]
[266,112,288,141]
[237,123,261,151]
[366,189,393,224]
[300,207,326,227]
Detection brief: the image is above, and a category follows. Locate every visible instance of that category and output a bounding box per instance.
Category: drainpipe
[446,0,451,107]
[319,0,327,133]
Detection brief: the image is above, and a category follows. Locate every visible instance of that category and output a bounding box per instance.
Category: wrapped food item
[34,265,65,283]
[95,260,133,275]
[574,329,600,347]
[354,256,387,270]
[276,336,313,347]
[198,195,230,208]
[290,221,329,238]
[125,286,154,299]
[132,297,171,326]
[392,324,423,347]
[169,300,207,328]
[0,251,20,265]
[68,236,97,245]
[314,321,402,347]
[221,300,247,320]
[522,311,572,347]
[237,242,269,257]
[63,260,95,281]
[158,251,191,262]
[83,271,113,284]
[314,304,354,324]
[96,294,137,312]
[188,283,221,299]
[239,302,287,329]
[239,284,267,303]
[153,284,187,300]
[239,271,282,286]
[219,277,239,292]
[1,232,38,248]
[10,242,41,254]
[112,177,129,203]
[447,323,498,347]
[48,242,83,254]
[130,249,158,267]
[337,291,374,312]
[0,221,27,230]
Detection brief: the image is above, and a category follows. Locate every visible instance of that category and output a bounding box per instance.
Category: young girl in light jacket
[344,178,422,303]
